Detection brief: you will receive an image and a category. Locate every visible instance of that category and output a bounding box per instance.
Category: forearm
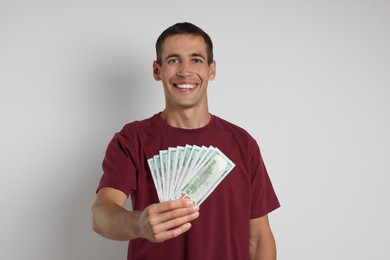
[92,200,141,241]
[249,215,277,260]
[92,188,199,243]
[249,232,276,260]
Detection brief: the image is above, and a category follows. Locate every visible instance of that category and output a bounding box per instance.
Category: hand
[137,199,200,243]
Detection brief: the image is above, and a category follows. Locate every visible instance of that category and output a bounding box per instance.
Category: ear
[209,60,216,81]
[153,61,161,81]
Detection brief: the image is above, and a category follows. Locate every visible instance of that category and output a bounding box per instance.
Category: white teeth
[176,84,195,89]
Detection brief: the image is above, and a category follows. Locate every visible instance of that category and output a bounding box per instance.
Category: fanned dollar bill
[148,145,235,205]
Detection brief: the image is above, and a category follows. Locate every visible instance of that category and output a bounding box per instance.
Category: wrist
[130,211,143,240]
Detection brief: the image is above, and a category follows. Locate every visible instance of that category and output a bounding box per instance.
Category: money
[148,145,235,205]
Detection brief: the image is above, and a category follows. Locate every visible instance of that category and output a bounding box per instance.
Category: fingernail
[184,223,191,230]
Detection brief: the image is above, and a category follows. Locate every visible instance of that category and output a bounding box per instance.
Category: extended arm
[91,187,199,242]
[249,215,277,260]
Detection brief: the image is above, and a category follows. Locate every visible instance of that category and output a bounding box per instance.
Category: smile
[175,84,196,89]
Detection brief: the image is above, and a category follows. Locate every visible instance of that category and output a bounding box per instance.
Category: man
[92,22,280,259]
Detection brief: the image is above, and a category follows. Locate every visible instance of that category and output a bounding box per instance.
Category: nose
[177,61,192,77]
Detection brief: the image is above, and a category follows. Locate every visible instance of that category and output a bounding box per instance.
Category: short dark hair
[155,22,214,66]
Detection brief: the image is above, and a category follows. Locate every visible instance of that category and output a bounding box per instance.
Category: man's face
[153,34,216,111]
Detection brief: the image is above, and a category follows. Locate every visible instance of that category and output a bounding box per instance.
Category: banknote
[149,155,163,201]
[148,145,235,203]
[171,148,235,205]
[172,146,185,197]
[167,147,177,199]
[159,150,168,199]
[174,145,193,198]
[147,158,161,201]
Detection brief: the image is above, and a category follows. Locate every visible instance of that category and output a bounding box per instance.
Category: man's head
[152,23,216,113]
[155,22,214,66]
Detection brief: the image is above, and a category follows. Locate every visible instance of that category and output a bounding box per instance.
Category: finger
[154,204,199,224]
[154,222,193,243]
[149,199,196,214]
[152,210,200,234]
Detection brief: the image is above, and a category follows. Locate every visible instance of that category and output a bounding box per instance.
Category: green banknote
[148,145,235,204]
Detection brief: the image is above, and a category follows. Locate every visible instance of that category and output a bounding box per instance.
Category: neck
[160,107,211,129]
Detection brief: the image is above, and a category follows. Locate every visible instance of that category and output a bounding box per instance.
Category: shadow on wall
[90,50,153,125]
[54,48,150,259]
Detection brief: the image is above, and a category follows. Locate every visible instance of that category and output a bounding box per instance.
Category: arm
[249,215,277,260]
[91,187,200,242]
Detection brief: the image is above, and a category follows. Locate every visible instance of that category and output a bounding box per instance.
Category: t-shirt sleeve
[97,132,138,197]
[249,140,280,219]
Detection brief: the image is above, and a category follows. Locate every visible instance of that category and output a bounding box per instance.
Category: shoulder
[213,115,255,142]
[119,113,159,137]
[108,114,160,150]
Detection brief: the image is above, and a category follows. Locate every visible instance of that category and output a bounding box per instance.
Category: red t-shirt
[98,113,280,260]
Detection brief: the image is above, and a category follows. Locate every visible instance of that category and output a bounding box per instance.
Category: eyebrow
[164,53,207,61]
[190,53,206,60]
[164,54,180,61]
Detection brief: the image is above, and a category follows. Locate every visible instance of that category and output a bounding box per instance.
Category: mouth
[174,83,197,89]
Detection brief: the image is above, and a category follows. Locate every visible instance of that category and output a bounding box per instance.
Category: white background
[1,1,389,259]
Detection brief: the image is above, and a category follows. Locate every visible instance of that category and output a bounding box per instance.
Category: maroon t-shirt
[98,113,280,260]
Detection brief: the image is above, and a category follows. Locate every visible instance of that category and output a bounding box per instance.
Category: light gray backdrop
[1,0,389,259]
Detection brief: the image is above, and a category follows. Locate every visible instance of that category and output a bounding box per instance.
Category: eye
[168,58,179,64]
[192,58,203,63]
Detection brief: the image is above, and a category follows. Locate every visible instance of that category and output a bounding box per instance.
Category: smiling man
[154,33,216,128]
[92,22,280,260]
